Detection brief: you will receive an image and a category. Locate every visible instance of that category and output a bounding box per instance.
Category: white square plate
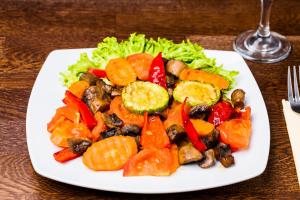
[26,49,270,194]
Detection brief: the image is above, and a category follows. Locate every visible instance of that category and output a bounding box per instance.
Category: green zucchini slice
[122,81,169,114]
[173,81,220,106]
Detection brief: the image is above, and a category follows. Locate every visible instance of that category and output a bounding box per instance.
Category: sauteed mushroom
[166,60,187,77]
[103,113,123,128]
[83,85,110,113]
[67,138,92,155]
[200,129,220,149]
[167,124,186,144]
[121,125,141,136]
[79,72,98,85]
[179,142,203,165]
[220,155,235,168]
[198,149,215,168]
[189,105,210,119]
[101,127,122,139]
[231,89,245,108]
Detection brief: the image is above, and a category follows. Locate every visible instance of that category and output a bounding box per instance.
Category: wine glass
[233,0,291,63]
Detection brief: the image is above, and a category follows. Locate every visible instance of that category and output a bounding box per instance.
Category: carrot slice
[91,112,107,142]
[109,96,144,127]
[105,58,137,86]
[127,53,153,80]
[179,68,229,89]
[170,144,179,173]
[82,136,138,171]
[140,113,170,149]
[123,148,173,176]
[68,80,89,99]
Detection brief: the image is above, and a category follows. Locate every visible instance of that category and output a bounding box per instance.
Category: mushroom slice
[213,142,231,161]
[231,89,245,109]
[200,129,219,149]
[189,105,210,119]
[179,143,203,165]
[167,124,186,144]
[83,85,110,113]
[96,79,113,94]
[67,138,92,155]
[166,60,187,77]
[111,87,123,97]
[220,154,235,168]
[79,72,98,85]
[198,149,216,168]
[121,125,141,136]
[101,127,122,139]
[103,113,123,128]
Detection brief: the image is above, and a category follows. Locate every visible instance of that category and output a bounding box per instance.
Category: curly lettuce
[60,33,238,90]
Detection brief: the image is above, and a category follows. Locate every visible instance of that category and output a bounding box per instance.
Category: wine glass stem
[257,0,273,37]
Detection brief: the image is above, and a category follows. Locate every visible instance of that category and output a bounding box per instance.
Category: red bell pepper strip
[148,52,167,89]
[53,147,81,163]
[63,90,97,129]
[208,101,234,126]
[88,68,107,78]
[181,98,207,152]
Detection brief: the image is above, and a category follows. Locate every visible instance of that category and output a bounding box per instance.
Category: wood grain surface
[1,0,300,199]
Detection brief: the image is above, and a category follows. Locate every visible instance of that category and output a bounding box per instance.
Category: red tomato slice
[123,148,173,176]
[217,118,252,149]
[140,113,170,149]
[127,53,153,80]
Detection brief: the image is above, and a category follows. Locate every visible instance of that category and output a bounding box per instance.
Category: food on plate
[47,33,251,176]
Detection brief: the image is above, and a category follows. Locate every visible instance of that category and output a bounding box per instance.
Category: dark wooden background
[1,0,300,199]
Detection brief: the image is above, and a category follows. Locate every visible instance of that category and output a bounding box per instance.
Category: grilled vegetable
[101,127,122,139]
[79,72,98,85]
[68,81,89,99]
[91,112,107,142]
[122,81,169,114]
[121,125,141,136]
[178,142,203,165]
[140,112,170,149]
[179,68,229,89]
[200,129,219,149]
[127,53,153,81]
[53,147,81,163]
[67,138,92,155]
[83,85,110,113]
[123,148,173,176]
[103,113,123,128]
[173,81,220,106]
[166,60,187,77]
[105,58,137,86]
[109,96,144,127]
[189,105,210,119]
[220,155,235,168]
[231,89,245,109]
[83,136,138,171]
[198,149,216,168]
[148,52,167,89]
[166,124,186,144]
[208,101,234,126]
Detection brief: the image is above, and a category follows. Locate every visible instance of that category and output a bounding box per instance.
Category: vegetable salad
[47,34,252,176]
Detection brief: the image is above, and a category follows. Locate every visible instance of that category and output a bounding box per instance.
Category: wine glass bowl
[233,0,291,63]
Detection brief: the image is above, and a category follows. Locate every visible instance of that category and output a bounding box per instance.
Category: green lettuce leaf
[60,33,238,92]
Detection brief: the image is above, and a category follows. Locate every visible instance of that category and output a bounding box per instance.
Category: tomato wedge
[217,107,252,149]
[123,148,173,176]
[127,53,153,81]
[140,112,170,149]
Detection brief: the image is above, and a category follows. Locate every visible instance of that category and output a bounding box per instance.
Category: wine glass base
[233,30,291,63]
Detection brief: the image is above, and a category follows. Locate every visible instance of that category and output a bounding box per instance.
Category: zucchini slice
[173,81,220,106]
[122,81,169,114]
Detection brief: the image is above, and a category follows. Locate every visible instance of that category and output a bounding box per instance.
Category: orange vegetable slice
[105,58,137,86]
[170,144,179,173]
[179,68,229,89]
[140,113,170,149]
[123,148,173,176]
[83,136,138,171]
[190,119,215,136]
[68,80,89,99]
[127,53,153,80]
[109,96,144,127]
[91,112,107,142]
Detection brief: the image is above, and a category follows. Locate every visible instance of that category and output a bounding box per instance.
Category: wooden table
[1,0,300,199]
